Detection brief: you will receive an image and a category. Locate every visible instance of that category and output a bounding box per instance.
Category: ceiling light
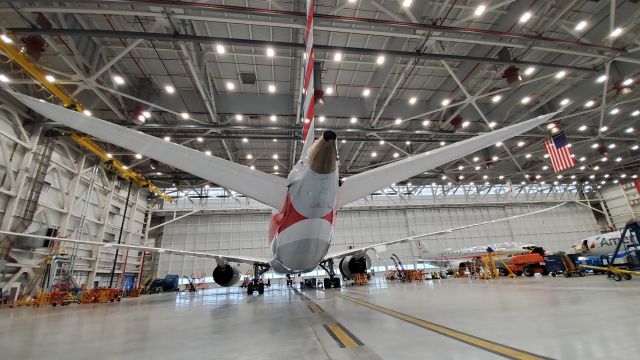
[392,153,400,159]
[441,99,451,106]
[571,175,576,179]
[474,4,486,16]
[273,165,279,170]
[267,115,276,122]
[462,121,470,128]
[610,27,623,37]
[547,123,557,130]
[491,95,502,103]
[492,156,499,161]
[422,120,430,127]
[473,156,480,162]
[596,75,607,83]
[136,114,145,123]
[560,98,570,106]
[235,114,243,121]
[525,153,532,158]
[196,137,203,142]
[608,143,616,149]
[250,165,255,170]
[622,78,633,86]
[45,74,56,83]
[205,150,212,156]
[266,47,275,57]
[631,110,639,117]
[226,81,235,90]
[402,0,413,7]
[542,165,549,170]
[242,138,248,143]
[621,174,627,178]
[475,166,481,170]
[575,20,588,31]
[584,100,595,108]
[609,108,619,115]
[634,175,639,179]
[379,140,385,145]
[495,142,502,147]
[135,153,142,159]
[521,96,531,104]
[580,166,586,170]
[83,110,92,116]
[362,88,370,97]
[350,117,357,124]
[579,157,586,162]
[591,143,600,149]
[273,154,278,159]
[517,141,525,147]
[1,34,13,44]
[616,157,622,162]
[180,112,189,120]
[333,52,342,61]
[0,74,9,83]
[440,141,446,146]
[544,154,549,158]
[268,84,276,93]
[142,111,151,119]
[165,85,175,94]
[164,136,171,141]
[626,127,634,133]
[325,87,334,95]
[409,96,417,105]
[376,55,385,65]
[405,141,411,145]
[519,12,532,23]
[489,121,497,128]
[113,75,125,85]
[122,165,129,170]
[342,139,347,144]
[600,126,608,132]
[524,67,535,76]
[156,172,162,175]
[106,153,113,159]
[555,71,566,79]
[557,175,563,179]
[246,154,253,160]
[602,157,608,162]
[216,44,225,53]
[535,175,542,179]
[483,175,489,180]
[632,144,639,150]
[371,152,377,157]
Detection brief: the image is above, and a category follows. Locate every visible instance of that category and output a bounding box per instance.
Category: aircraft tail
[300,0,316,157]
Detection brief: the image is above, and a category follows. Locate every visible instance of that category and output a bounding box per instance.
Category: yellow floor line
[327,323,359,348]
[332,292,551,360]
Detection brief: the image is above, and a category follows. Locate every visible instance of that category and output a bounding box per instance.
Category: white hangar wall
[156,200,599,278]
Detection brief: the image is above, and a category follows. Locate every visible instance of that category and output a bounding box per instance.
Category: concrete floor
[1,275,639,359]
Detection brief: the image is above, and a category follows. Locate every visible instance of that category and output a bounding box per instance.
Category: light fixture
[596,75,607,83]
[441,98,451,106]
[362,88,370,97]
[392,153,399,159]
[1,34,13,44]
[273,154,279,159]
[575,20,587,31]
[405,141,411,145]
[525,153,532,158]
[440,141,446,146]
[483,175,489,180]
[632,144,639,150]
[584,100,595,108]
[422,120,430,127]
[394,118,402,125]
[616,157,622,162]
[473,156,480,162]
[555,71,566,79]
[0,74,9,83]
[462,121,470,128]
[475,4,486,16]
[250,165,255,170]
[600,126,609,132]
[266,47,275,57]
[519,12,532,23]
[242,138,248,143]
[521,96,531,104]
[268,84,276,93]
[488,121,497,129]
[136,114,145,123]
[83,110,92,116]
[333,52,343,62]
[45,74,56,83]
[622,78,633,86]
[165,85,175,94]
[524,67,536,76]
[164,136,171,141]
[376,55,385,65]
[156,172,162,175]
[609,108,620,115]
[517,141,525,147]
[342,139,347,144]
[626,127,634,133]
[106,153,113,159]
[409,96,417,105]
[608,143,616,149]
[216,44,225,53]
[402,0,412,7]
[379,140,385,145]
[122,165,129,170]
[226,81,235,90]
[235,114,243,121]
[113,75,125,85]
[205,150,212,156]
[491,95,502,103]
[610,27,623,37]
[631,110,639,117]
[560,98,570,106]
[579,157,586,162]
[350,117,357,124]
[475,166,481,170]
[142,111,151,119]
[270,115,278,122]
[371,152,377,157]
[591,143,600,149]
[492,155,499,161]
[246,154,253,159]
[179,112,189,120]
[273,165,279,170]
[325,87,334,95]
[135,153,143,159]
[495,142,502,147]
[196,136,203,142]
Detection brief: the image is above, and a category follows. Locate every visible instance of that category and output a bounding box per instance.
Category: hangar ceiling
[0,0,639,194]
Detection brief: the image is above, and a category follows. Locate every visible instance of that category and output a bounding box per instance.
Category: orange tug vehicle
[503,248,548,277]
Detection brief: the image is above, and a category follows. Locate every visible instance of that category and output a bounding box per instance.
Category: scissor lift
[580,219,640,281]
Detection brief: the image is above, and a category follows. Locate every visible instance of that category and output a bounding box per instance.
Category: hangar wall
[0,107,150,289]
[156,199,599,278]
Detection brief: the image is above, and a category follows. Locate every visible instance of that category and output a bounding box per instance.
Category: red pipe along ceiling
[118,0,623,53]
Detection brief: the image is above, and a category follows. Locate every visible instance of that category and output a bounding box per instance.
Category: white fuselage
[571,230,629,256]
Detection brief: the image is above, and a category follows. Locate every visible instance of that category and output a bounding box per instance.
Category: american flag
[544,132,575,173]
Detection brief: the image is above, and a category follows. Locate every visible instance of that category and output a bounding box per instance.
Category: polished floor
[1,275,639,359]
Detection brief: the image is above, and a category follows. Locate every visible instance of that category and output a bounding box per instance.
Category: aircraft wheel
[332,277,341,288]
[613,274,622,281]
[247,283,254,295]
[623,273,632,280]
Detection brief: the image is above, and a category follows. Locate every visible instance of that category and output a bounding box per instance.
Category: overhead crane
[0,32,172,202]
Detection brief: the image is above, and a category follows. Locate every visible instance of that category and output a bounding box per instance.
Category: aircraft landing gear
[320,259,341,289]
[286,274,294,286]
[247,264,270,295]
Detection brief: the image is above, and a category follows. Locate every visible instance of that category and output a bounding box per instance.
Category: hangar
[0,1,639,359]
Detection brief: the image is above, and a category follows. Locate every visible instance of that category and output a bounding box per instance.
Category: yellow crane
[0,32,172,202]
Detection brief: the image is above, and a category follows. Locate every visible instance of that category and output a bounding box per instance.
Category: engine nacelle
[212,264,241,287]
[339,254,371,280]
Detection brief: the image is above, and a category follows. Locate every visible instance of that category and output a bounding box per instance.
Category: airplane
[570,230,638,265]
[0,1,562,295]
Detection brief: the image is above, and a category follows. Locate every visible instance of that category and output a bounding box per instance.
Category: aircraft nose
[322,130,337,141]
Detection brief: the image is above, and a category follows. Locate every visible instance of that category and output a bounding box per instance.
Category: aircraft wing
[336,111,561,208]
[324,202,567,260]
[0,230,271,266]
[6,90,289,211]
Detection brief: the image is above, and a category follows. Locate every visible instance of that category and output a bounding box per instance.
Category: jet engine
[338,254,371,279]
[212,264,241,287]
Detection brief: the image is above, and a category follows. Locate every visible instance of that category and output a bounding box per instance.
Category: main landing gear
[247,264,271,295]
[320,259,341,289]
